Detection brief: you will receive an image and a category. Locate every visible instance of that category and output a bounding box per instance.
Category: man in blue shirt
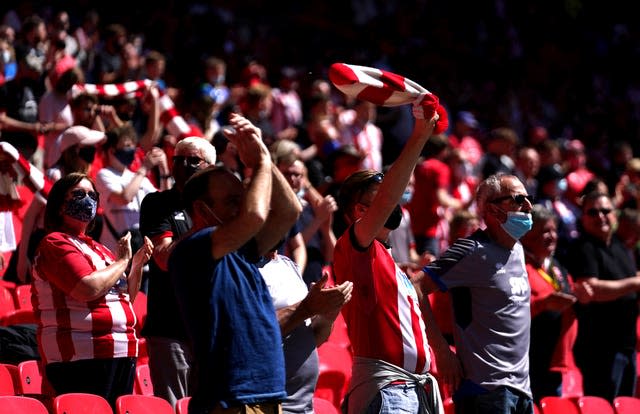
[169,113,302,414]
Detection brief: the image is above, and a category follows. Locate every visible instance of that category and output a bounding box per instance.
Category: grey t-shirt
[425,229,531,398]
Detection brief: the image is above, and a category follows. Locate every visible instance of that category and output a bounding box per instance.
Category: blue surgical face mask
[557,178,568,193]
[400,189,413,205]
[501,211,533,240]
[64,195,97,222]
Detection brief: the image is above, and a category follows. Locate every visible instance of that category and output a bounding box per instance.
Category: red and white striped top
[32,232,138,364]
[333,227,430,373]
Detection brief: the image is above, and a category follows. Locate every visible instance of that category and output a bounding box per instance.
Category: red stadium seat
[115,394,174,414]
[540,396,580,414]
[175,396,191,414]
[613,396,640,414]
[315,342,353,409]
[0,364,17,396]
[13,285,33,311]
[313,396,341,414]
[53,392,113,414]
[0,285,16,320]
[133,363,154,396]
[0,395,49,414]
[577,396,614,414]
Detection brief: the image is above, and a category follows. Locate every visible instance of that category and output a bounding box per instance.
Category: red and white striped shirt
[32,232,138,364]
[333,226,430,373]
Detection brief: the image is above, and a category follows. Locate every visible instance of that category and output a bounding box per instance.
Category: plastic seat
[132,291,147,335]
[0,364,17,395]
[17,359,43,395]
[540,396,580,414]
[325,312,351,350]
[577,396,614,414]
[175,396,191,414]
[53,392,113,414]
[533,402,541,414]
[13,285,33,311]
[0,395,49,414]
[313,396,341,414]
[115,394,174,414]
[613,396,640,414]
[0,309,36,326]
[133,364,154,396]
[0,285,16,319]
[315,342,353,408]
[443,397,455,414]
[562,368,584,398]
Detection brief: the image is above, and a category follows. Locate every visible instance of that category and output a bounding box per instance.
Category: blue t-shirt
[169,227,286,413]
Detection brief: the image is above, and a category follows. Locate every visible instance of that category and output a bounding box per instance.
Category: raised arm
[354,96,440,248]
[254,164,303,256]
[211,114,273,259]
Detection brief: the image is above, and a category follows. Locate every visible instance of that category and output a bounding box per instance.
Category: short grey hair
[175,137,217,165]
[475,173,514,218]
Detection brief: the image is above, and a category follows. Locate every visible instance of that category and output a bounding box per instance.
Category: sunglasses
[173,155,204,168]
[585,207,613,217]
[70,189,99,201]
[490,194,532,205]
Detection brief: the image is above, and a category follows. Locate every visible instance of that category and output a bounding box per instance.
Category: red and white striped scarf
[71,80,203,140]
[0,141,52,211]
[329,62,448,133]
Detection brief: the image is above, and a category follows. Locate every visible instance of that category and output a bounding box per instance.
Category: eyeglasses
[70,189,99,201]
[585,207,613,217]
[490,194,532,205]
[173,155,205,168]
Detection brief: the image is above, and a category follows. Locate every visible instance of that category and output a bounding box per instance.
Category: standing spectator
[333,97,454,413]
[139,137,216,408]
[259,247,352,414]
[615,208,640,269]
[169,113,302,414]
[567,191,640,402]
[419,173,535,414]
[270,66,303,139]
[520,204,579,402]
[96,124,168,251]
[31,172,153,409]
[408,134,462,257]
[515,146,541,202]
[562,139,595,208]
[477,127,518,180]
[337,100,384,172]
[448,111,483,169]
[92,23,126,84]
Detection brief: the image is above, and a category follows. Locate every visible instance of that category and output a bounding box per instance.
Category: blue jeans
[365,383,422,414]
[454,386,533,414]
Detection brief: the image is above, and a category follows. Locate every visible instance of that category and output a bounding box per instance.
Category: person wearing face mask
[138,137,216,409]
[418,173,535,414]
[31,172,153,410]
[14,125,107,284]
[333,96,457,414]
[96,124,169,252]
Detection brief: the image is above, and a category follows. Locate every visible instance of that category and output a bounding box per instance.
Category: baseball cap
[457,111,479,128]
[58,126,107,153]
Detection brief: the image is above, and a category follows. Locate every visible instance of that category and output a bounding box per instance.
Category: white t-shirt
[95,167,157,251]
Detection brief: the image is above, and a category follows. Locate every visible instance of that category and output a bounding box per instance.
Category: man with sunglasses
[333,95,456,414]
[418,173,535,414]
[567,191,640,402]
[138,137,216,409]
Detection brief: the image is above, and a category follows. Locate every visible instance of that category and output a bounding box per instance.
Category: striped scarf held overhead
[328,63,449,134]
[0,141,52,211]
[71,79,204,140]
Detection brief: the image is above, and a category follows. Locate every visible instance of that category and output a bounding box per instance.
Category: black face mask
[77,146,96,164]
[384,204,403,230]
[114,148,136,167]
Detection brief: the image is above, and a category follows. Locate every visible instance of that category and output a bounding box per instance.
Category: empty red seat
[613,396,640,414]
[577,396,614,414]
[540,396,580,414]
[315,342,353,409]
[115,394,174,414]
[0,395,49,414]
[133,363,154,396]
[53,392,113,414]
[313,396,341,414]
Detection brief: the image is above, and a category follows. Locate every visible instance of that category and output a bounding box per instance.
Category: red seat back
[53,392,113,414]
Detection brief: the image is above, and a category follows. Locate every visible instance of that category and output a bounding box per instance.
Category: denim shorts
[365,383,421,414]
